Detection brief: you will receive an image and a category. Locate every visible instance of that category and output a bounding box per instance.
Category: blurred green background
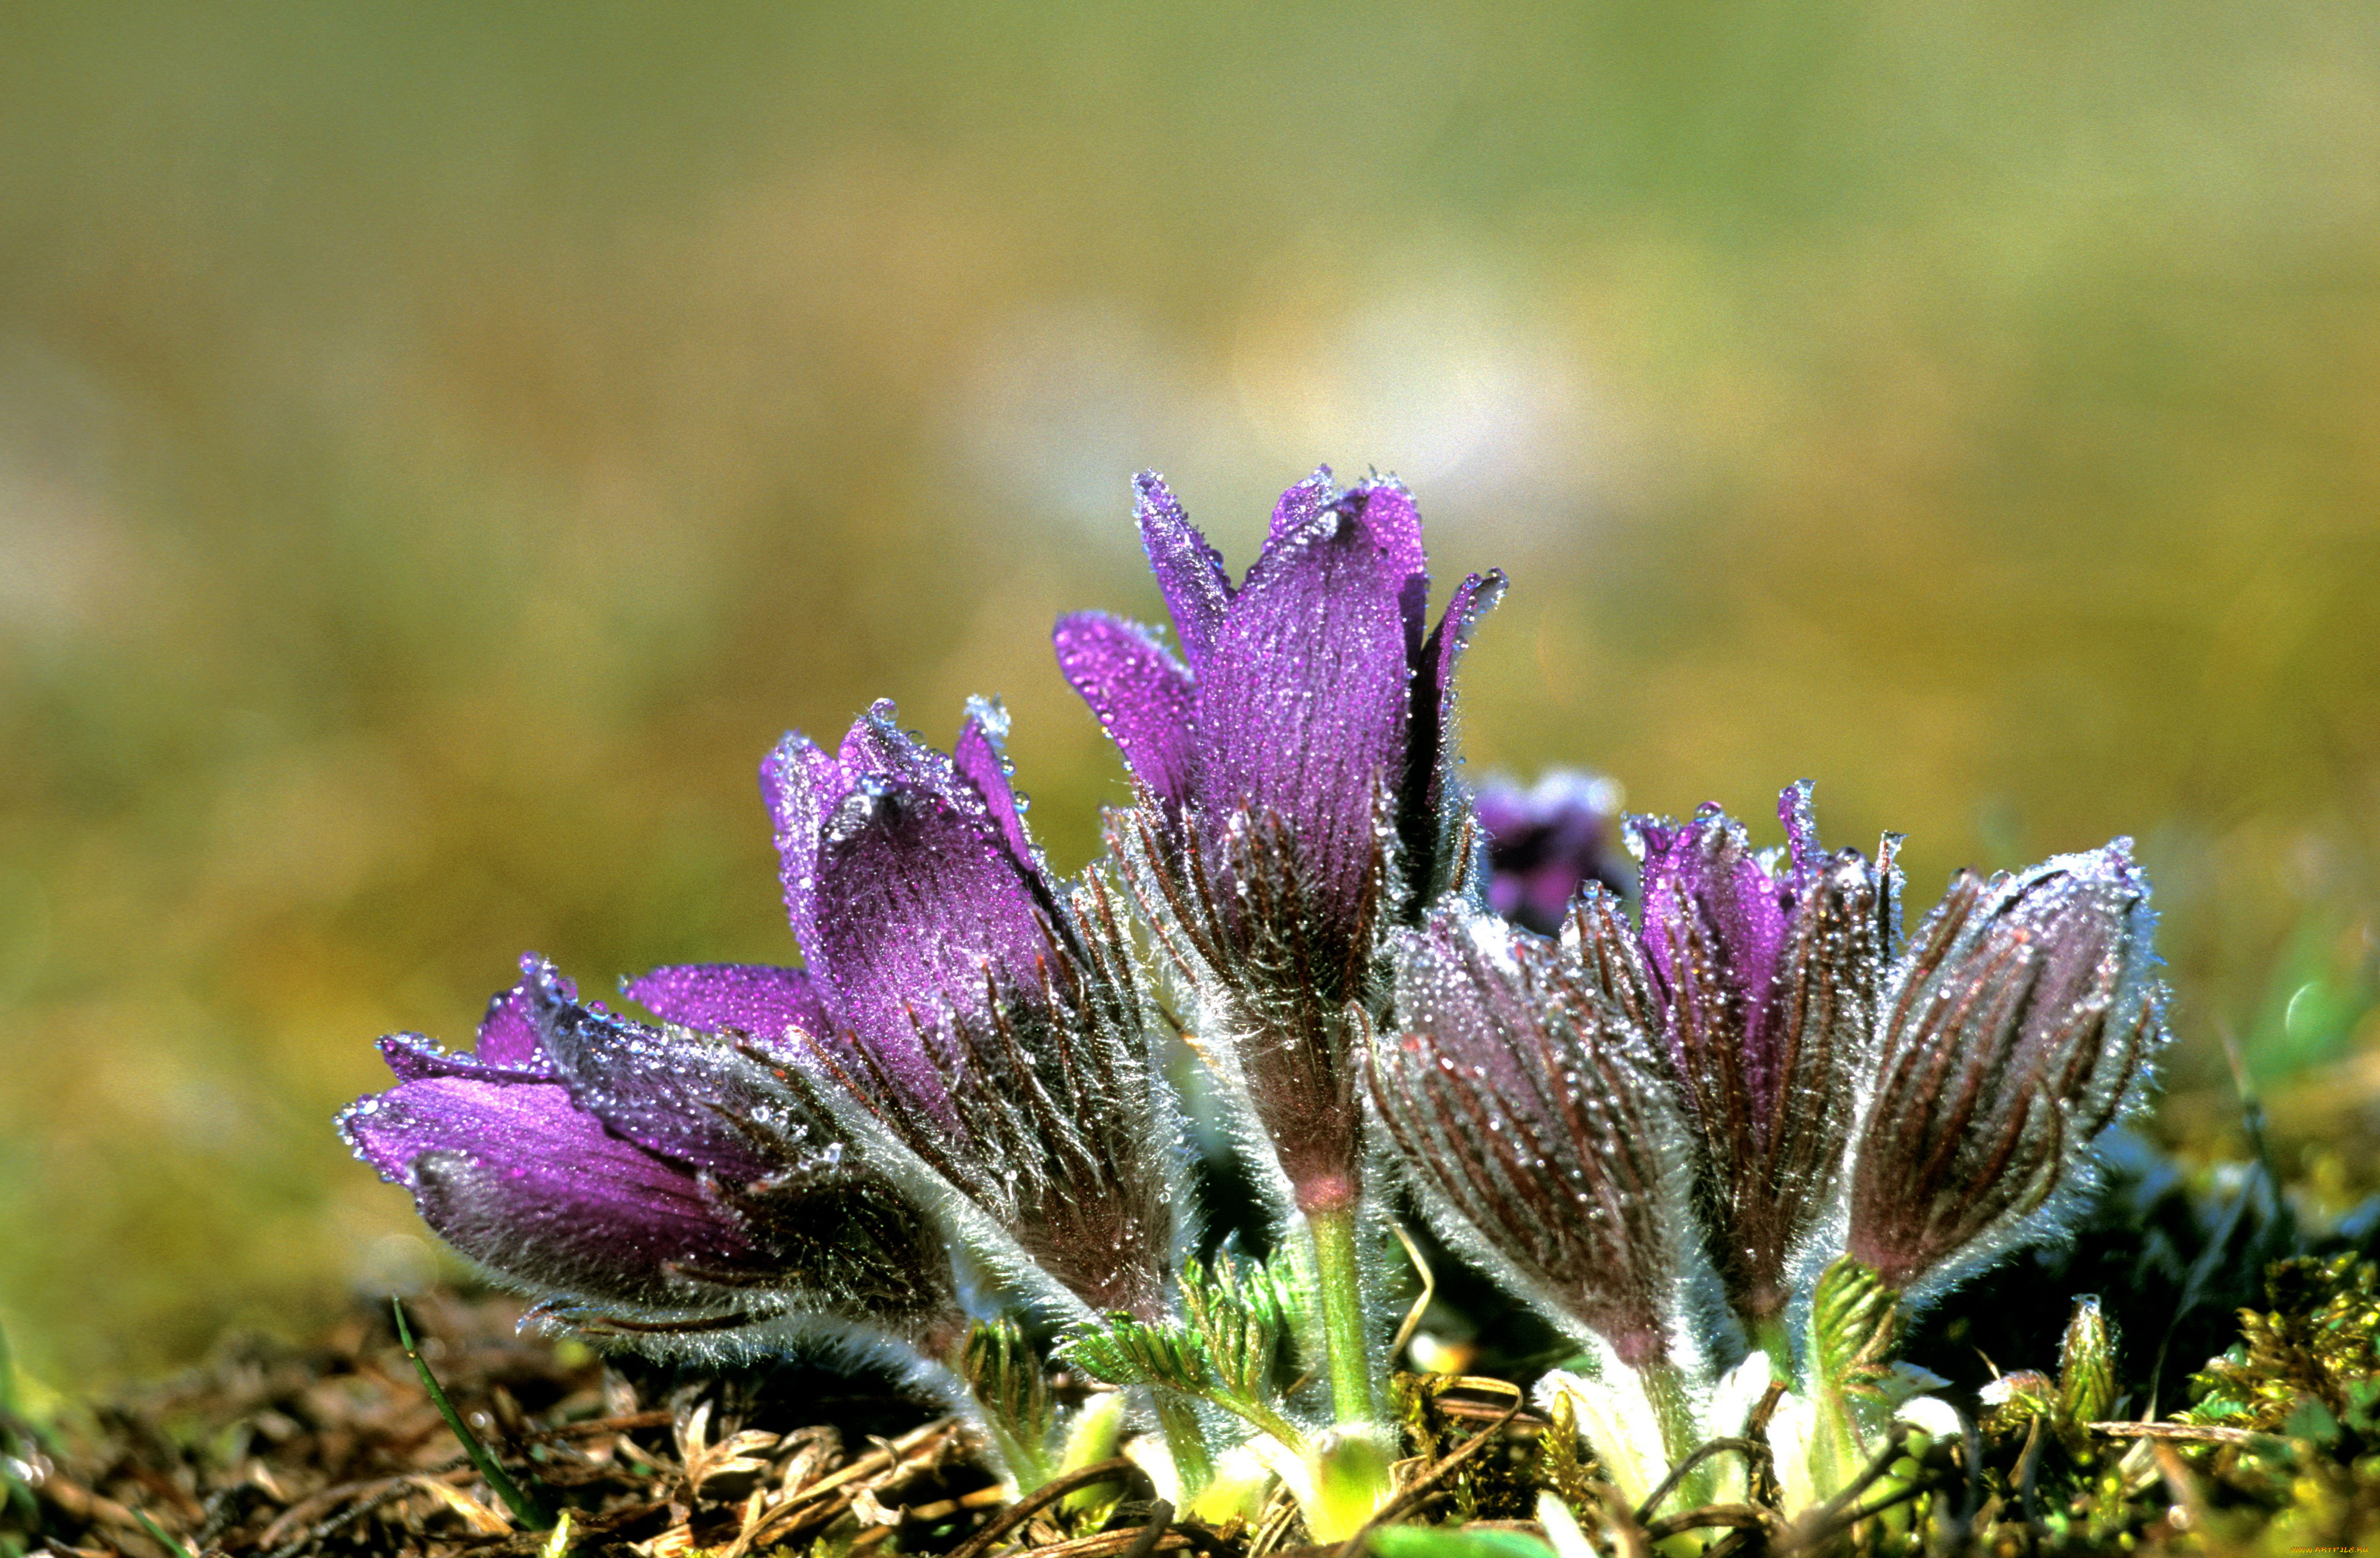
[1,2,2376,1387]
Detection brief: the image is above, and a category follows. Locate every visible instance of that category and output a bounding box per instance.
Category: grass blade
[390,1299,554,1529]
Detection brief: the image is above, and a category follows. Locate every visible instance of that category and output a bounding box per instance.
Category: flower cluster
[346,465,2169,1534]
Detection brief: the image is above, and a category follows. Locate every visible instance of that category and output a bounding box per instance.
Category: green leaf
[1808,1256,1901,1393]
[2057,1297,2117,1427]
[1060,1251,1310,1454]
[1060,1315,1210,1396]
[1370,1525,1558,1558]
[962,1319,1058,1489]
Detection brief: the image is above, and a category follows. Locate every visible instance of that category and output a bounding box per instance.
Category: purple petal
[1337,477,1432,651]
[806,777,1056,1118]
[1052,611,1195,804]
[1400,569,1508,899]
[340,1076,762,1306]
[1265,465,1337,552]
[1133,471,1233,668]
[522,958,789,1182]
[762,731,845,950]
[1633,804,1791,1073]
[625,962,831,1057]
[953,700,1037,871]
[1192,509,1410,920]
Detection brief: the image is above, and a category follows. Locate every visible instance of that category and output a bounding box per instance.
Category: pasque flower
[1620,782,1897,1332]
[1053,469,1504,1218]
[1373,905,1725,1509]
[1845,841,2163,1300]
[340,447,2179,1546]
[341,957,960,1354]
[1371,909,1699,1373]
[1475,770,1631,936]
[1379,794,2162,1514]
[713,697,1188,1324]
[1559,788,2160,1327]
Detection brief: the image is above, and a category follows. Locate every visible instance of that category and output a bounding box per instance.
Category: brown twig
[943,1456,1140,1558]
[1632,1438,1770,1526]
[1642,1503,1769,1542]
[2088,1421,2266,1445]
[1117,1497,1178,1558]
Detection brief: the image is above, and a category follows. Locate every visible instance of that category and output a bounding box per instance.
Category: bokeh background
[2,2,2376,1387]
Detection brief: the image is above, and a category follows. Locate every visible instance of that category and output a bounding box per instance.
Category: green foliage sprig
[1061,1250,1309,1453]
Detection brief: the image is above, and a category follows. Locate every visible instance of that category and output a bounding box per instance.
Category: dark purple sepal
[471,976,551,1071]
[1398,568,1507,904]
[1629,786,1895,1324]
[951,697,1036,873]
[1332,477,1430,650]
[782,867,1185,1322]
[760,731,844,954]
[523,957,797,1186]
[1062,468,1507,1223]
[1266,465,1337,553]
[376,1033,547,1086]
[751,705,1186,1322]
[1191,505,1410,932]
[1561,883,1662,1040]
[372,961,564,1084]
[806,776,1056,1107]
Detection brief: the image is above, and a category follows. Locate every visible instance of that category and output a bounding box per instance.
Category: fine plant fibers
[342,465,2175,1545]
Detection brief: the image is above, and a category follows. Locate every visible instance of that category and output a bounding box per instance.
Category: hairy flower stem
[1639,1361,1712,1513]
[1305,1206,1378,1429]
[1752,1315,1800,1387]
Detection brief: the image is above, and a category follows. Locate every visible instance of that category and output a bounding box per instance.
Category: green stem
[1751,1315,1799,1388]
[1226,1400,1312,1459]
[1305,1206,1376,1428]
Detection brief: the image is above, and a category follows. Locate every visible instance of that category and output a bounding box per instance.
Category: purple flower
[1053,469,1503,1215]
[340,957,959,1350]
[1372,910,1700,1371]
[1476,771,1631,936]
[1845,842,2164,1297]
[700,697,1185,1322]
[1626,783,1897,1327]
